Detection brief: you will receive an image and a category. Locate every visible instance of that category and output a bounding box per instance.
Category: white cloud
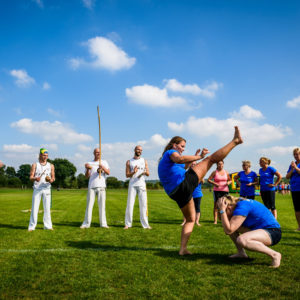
[77,144,92,152]
[32,0,43,8]
[230,105,264,120]
[10,69,35,88]
[81,0,94,9]
[165,79,222,98]
[47,108,61,117]
[43,82,51,90]
[11,118,93,144]
[286,95,300,109]
[167,107,292,146]
[126,84,187,107]
[69,36,136,71]
[3,144,36,153]
[257,146,297,156]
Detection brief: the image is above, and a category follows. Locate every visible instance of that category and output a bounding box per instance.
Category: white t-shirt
[129,157,146,188]
[87,160,109,189]
[33,162,51,190]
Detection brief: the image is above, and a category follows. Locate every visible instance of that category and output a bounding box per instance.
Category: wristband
[219,210,225,214]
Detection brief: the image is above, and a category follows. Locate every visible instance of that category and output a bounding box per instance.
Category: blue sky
[1,0,300,180]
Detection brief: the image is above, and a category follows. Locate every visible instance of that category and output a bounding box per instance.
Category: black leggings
[291,191,300,212]
[260,191,276,210]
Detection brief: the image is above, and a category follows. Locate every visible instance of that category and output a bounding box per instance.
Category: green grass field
[0,188,299,299]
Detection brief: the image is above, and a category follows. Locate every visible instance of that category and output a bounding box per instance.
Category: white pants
[28,188,53,230]
[125,186,150,228]
[81,188,107,227]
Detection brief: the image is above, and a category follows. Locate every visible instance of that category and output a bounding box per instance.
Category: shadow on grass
[53,221,82,228]
[0,223,28,230]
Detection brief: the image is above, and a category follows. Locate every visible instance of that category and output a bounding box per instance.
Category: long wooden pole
[97,105,101,178]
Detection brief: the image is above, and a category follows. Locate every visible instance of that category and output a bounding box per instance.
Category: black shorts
[213,191,228,203]
[260,190,276,210]
[240,195,255,200]
[169,168,199,209]
[264,228,282,246]
[291,191,300,212]
[193,197,202,213]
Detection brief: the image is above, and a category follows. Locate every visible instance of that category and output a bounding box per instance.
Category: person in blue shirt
[286,147,300,231]
[259,157,282,219]
[234,160,258,199]
[217,195,282,268]
[158,126,243,255]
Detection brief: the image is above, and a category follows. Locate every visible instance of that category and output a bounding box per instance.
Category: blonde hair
[293,147,300,155]
[223,194,241,205]
[260,157,271,165]
[242,160,251,167]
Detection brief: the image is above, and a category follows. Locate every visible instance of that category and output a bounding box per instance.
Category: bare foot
[295,228,300,231]
[28,229,34,232]
[179,249,192,256]
[123,226,129,230]
[144,226,152,230]
[229,252,248,259]
[233,126,243,145]
[270,252,281,268]
[102,226,109,228]
[196,223,201,227]
[180,222,186,226]
[214,221,217,225]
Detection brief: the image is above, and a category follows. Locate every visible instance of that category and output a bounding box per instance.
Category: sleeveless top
[87,160,109,189]
[213,170,229,192]
[33,162,51,189]
[129,157,146,188]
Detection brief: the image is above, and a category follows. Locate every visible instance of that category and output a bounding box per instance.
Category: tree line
[0,158,163,190]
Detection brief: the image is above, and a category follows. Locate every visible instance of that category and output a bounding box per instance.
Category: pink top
[213,170,229,192]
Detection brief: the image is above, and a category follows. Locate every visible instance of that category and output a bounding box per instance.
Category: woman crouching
[217,195,282,268]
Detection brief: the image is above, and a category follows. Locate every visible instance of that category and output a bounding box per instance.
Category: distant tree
[49,158,77,188]
[5,166,16,178]
[77,173,88,189]
[17,164,31,187]
[106,176,123,189]
[7,177,22,188]
[124,180,129,189]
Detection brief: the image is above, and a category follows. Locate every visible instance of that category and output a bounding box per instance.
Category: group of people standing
[5,126,300,268]
[27,145,151,232]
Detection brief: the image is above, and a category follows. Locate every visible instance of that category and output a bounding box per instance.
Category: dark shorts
[213,191,228,203]
[193,197,202,213]
[264,228,282,246]
[240,195,255,200]
[169,168,199,209]
[260,190,276,210]
[291,191,300,212]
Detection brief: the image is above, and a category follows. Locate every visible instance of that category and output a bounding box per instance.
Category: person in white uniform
[80,148,110,228]
[124,145,151,229]
[28,148,55,231]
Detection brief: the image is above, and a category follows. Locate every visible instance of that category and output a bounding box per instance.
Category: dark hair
[160,136,186,160]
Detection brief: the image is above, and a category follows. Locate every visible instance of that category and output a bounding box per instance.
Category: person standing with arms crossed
[28,148,55,231]
[80,148,110,228]
[124,145,151,229]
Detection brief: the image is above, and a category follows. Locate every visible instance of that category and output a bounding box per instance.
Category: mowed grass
[0,188,300,299]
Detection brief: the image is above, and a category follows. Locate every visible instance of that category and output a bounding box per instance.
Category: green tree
[77,173,88,189]
[106,176,123,189]
[7,177,22,188]
[17,164,31,187]
[49,158,77,188]
[5,166,16,178]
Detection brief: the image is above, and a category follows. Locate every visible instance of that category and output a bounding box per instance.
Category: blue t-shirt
[192,183,202,198]
[287,162,300,191]
[233,199,280,230]
[259,166,277,191]
[158,149,186,195]
[238,171,257,197]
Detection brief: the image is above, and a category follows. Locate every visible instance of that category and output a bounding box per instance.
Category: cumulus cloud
[43,82,51,90]
[69,36,136,71]
[10,69,35,88]
[126,84,187,107]
[230,105,264,119]
[77,144,92,152]
[11,118,93,144]
[47,108,61,118]
[286,95,300,109]
[168,106,292,146]
[81,0,94,9]
[165,79,222,98]
[257,146,297,156]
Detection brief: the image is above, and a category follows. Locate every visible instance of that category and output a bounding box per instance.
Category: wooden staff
[97,105,101,178]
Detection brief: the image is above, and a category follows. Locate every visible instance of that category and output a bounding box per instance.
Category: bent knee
[236,235,248,248]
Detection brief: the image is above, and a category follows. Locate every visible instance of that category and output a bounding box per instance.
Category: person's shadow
[0,223,28,230]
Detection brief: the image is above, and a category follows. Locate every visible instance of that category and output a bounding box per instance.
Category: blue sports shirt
[238,171,257,197]
[259,166,277,191]
[233,199,280,230]
[192,183,203,198]
[158,149,186,195]
[287,162,300,191]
